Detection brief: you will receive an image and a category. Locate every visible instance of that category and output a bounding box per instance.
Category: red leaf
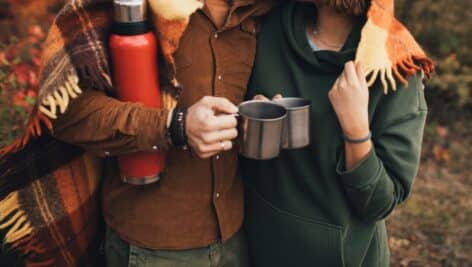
[13,91,28,108]
[436,126,448,138]
[12,63,30,86]
[0,52,6,64]
[28,25,45,39]
[432,145,450,162]
[28,71,39,89]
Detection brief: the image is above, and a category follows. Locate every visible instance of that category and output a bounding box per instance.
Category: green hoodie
[241,2,427,267]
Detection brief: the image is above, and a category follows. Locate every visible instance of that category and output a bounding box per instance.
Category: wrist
[341,122,370,140]
[169,107,188,149]
[344,130,372,144]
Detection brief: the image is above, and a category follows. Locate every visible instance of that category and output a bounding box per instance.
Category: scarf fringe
[365,55,435,94]
[356,18,434,94]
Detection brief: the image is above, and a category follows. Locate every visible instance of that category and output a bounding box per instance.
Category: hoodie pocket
[245,188,345,267]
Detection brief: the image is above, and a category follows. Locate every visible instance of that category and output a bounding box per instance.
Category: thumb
[253,94,270,101]
[205,97,238,114]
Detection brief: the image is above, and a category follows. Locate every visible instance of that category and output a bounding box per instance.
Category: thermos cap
[113,0,147,23]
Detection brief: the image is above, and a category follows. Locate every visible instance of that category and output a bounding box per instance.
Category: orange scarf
[356,0,434,93]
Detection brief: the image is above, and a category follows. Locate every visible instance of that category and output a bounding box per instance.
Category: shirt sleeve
[336,74,427,222]
[51,90,170,157]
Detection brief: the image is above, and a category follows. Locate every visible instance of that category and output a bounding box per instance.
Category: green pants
[105,227,251,267]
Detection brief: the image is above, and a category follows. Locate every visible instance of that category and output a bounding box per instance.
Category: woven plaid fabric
[0,0,203,157]
[0,0,202,266]
[1,145,103,266]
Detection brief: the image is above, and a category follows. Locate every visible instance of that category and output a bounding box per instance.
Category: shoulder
[257,3,285,28]
[370,72,427,127]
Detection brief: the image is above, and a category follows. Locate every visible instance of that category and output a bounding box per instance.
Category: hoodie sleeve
[51,90,170,157]
[336,74,427,222]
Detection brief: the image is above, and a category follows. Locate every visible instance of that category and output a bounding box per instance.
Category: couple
[0,0,433,266]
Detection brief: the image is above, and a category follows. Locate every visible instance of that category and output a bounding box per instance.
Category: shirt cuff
[136,107,170,151]
[336,148,382,189]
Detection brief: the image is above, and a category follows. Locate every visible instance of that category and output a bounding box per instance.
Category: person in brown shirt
[50,0,273,266]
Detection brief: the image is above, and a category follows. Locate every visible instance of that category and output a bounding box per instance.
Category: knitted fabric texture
[356,0,434,93]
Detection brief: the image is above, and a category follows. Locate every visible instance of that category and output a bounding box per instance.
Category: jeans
[105,227,251,267]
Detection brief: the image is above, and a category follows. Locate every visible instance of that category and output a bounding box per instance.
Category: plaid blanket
[0,0,202,266]
[0,139,102,266]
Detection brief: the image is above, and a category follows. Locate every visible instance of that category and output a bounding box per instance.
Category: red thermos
[109,0,165,185]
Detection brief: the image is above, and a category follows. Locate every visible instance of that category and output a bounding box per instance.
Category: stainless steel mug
[238,100,287,160]
[273,97,311,149]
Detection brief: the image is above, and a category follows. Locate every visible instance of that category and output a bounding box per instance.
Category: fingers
[337,71,348,90]
[202,96,238,114]
[344,61,357,81]
[187,97,240,157]
[343,61,361,89]
[201,128,238,144]
[272,94,283,100]
[253,94,283,101]
[192,140,234,159]
[204,114,237,131]
[253,94,269,101]
[214,114,238,129]
[356,62,368,89]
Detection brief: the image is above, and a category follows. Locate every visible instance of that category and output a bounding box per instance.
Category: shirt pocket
[245,187,346,267]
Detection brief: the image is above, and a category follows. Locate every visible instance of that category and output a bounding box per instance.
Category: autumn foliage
[0,24,46,147]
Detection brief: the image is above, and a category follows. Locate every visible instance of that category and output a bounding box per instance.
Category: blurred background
[0,0,470,266]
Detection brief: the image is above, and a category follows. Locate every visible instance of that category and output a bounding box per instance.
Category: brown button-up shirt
[51,0,272,250]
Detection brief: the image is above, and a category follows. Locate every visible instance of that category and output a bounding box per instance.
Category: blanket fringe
[0,192,52,266]
[0,109,53,158]
[38,74,82,119]
[0,192,33,245]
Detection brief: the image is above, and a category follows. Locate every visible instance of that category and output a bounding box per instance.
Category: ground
[388,121,471,266]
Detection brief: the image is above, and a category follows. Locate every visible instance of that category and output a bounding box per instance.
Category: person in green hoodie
[241,0,434,266]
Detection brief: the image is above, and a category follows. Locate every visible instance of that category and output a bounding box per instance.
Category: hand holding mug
[252,94,283,101]
[186,96,238,158]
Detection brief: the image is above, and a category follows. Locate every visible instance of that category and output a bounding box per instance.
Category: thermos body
[109,0,165,185]
[109,33,162,106]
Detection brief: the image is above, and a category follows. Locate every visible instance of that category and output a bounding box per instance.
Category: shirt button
[104,151,110,156]
[214,33,218,39]
[152,145,159,150]
[215,154,220,160]
[216,193,220,198]
[217,75,222,81]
